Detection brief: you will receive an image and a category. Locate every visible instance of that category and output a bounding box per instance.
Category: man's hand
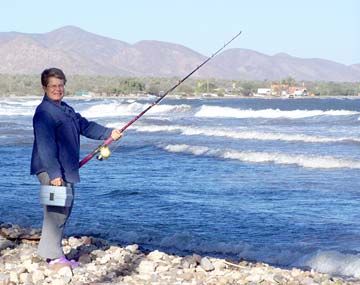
[111,129,122,141]
[50,177,64,186]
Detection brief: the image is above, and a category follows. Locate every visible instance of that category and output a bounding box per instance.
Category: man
[31,68,121,267]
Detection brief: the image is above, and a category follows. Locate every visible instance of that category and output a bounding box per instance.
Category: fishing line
[79,31,242,168]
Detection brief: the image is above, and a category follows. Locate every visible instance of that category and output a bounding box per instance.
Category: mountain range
[0,26,359,82]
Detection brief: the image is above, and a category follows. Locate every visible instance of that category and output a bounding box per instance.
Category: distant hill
[350,64,360,73]
[0,26,359,82]
[205,49,360,82]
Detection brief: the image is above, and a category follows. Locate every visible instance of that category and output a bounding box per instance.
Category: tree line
[0,74,359,97]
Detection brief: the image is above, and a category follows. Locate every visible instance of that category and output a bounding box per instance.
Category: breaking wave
[195,105,359,119]
[298,251,360,278]
[162,144,360,169]
[0,99,41,116]
[81,102,191,118]
[131,124,360,144]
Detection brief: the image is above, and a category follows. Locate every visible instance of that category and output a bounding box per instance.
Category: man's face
[43,77,65,103]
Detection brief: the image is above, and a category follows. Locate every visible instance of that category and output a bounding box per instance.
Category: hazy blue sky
[1,0,359,65]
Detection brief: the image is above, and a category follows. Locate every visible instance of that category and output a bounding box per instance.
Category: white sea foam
[132,124,360,144]
[195,105,359,119]
[80,102,143,118]
[0,109,34,116]
[0,104,36,116]
[0,98,41,116]
[4,99,41,106]
[81,102,191,118]
[109,229,360,278]
[300,251,360,278]
[160,235,360,278]
[162,144,360,169]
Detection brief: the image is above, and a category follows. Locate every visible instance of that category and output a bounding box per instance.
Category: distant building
[269,82,308,97]
[271,83,289,96]
[257,88,271,96]
[256,84,308,97]
[288,87,308,96]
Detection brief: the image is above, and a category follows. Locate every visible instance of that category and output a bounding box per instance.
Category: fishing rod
[79,31,242,168]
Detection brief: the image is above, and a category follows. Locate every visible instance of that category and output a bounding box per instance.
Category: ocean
[0,95,359,278]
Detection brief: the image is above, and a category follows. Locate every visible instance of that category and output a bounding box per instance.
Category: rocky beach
[0,224,358,285]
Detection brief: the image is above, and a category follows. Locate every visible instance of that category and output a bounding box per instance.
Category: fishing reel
[97,145,111,161]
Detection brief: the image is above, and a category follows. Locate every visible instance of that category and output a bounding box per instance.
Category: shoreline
[0,224,358,285]
[1,93,360,100]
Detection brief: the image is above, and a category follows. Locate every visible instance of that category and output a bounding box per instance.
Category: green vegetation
[0,74,359,97]
[306,81,360,96]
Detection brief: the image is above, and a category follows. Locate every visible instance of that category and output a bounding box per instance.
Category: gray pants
[37,172,74,259]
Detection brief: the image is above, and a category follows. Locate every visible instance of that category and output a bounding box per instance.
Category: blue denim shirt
[31,95,112,183]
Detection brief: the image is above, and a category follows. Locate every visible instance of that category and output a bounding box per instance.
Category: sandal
[48,257,80,268]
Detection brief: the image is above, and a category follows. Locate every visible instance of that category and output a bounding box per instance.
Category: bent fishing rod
[79,31,242,168]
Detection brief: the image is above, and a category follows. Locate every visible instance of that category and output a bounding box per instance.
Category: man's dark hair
[41,68,67,87]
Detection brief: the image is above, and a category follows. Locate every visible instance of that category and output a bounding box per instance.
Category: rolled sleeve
[76,113,112,140]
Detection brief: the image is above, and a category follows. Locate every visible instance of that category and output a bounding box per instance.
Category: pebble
[147,250,165,261]
[57,266,73,284]
[181,255,197,269]
[200,257,215,272]
[0,223,359,285]
[32,269,45,283]
[125,244,139,253]
[137,260,157,274]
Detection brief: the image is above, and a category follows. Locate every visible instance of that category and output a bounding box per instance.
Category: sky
[1,0,359,65]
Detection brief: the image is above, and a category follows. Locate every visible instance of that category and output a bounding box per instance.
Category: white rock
[300,277,316,285]
[200,257,215,271]
[291,268,302,277]
[125,244,139,253]
[231,272,244,280]
[68,236,83,248]
[19,272,29,283]
[15,265,26,275]
[99,254,111,264]
[245,273,262,283]
[92,249,106,258]
[51,278,67,285]
[106,245,120,254]
[56,266,73,284]
[156,264,171,273]
[147,250,165,261]
[19,250,34,262]
[43,268,53,277]
[171,256,182,264]
[9,271,18,284]
[250,266,266,275]
[178,272,193,281]
[111,250,124,262]
[32,269,45,283]
[86,263,98,272]
[213,260,226,271]
[0,273,10,285]
[4,262,15,271]
[24,261,39,272]
[62,245,72,255]
[181,255,197,269]
[218,276,231,285]
[138,260,157,274]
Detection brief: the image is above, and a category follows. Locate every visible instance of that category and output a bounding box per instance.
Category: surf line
[79,31,242,168]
